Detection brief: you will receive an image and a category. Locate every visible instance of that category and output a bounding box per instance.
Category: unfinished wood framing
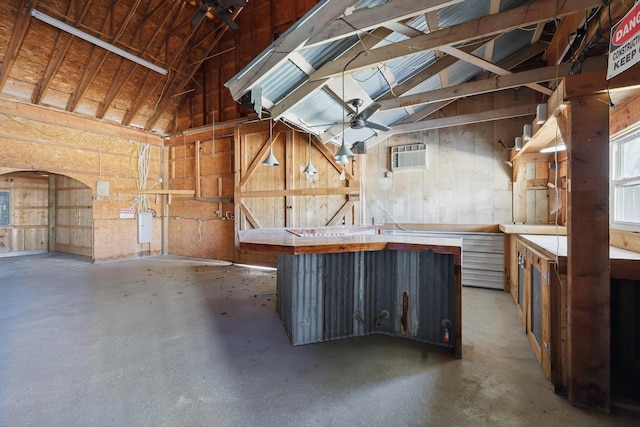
[565,90,610,410]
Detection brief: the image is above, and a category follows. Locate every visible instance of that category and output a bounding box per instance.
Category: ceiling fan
[191,0,247,31]
[346,99,390,132]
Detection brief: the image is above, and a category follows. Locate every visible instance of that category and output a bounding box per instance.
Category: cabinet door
[514,241,527,331]
[526,249,551,378]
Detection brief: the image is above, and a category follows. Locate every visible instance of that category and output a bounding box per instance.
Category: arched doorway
[0,172,93,258]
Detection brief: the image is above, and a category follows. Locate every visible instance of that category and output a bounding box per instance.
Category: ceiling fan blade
[190,6,208,26]
[219,0,248,6]
[365,121,391,132]
[355,102,382,121]
[214,6,240,31]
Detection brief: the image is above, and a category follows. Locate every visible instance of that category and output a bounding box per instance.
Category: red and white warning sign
[608,2,640,79]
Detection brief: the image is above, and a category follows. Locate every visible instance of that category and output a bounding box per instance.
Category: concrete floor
[0,254,638,426]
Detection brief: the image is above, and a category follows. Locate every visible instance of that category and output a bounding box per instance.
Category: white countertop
[520,234,640,260]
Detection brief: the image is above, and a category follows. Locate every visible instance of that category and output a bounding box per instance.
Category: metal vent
[391,143,428,171]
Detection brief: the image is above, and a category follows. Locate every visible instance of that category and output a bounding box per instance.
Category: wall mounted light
[514,136,522,151]
[31,9,168,75]
[523,124,532,140]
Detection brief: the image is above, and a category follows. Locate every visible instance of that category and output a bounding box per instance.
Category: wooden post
[565,92,610,410]
[195,140,201,198]
[48,174,56,253]
[285,131,294,228]
[161,147,169,255]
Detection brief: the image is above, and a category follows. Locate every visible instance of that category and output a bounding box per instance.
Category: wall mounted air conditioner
[391,143,428,171]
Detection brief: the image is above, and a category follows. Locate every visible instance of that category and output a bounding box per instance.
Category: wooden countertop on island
[238,227,462,264]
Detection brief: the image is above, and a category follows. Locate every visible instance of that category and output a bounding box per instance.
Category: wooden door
[526,247,552,379]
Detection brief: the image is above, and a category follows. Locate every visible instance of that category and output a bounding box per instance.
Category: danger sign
[608,2,640,79]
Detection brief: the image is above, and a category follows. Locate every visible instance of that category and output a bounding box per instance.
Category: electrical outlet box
[138,212,153,243]
[96,181,109,197]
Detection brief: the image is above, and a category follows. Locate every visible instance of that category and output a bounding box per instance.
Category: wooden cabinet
[510,235,567,392]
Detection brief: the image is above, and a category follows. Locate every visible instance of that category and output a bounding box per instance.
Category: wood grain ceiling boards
[0,0,246,135]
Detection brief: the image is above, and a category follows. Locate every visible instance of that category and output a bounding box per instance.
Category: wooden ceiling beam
[389,39,549,131]
[438,45,553,95]
[377,39,488,102]
[0,0,38,91]
[0,98,162,145]
[226,0,358,101]
[305,0,462,47]
[65,6,115,112]
[32,0,94,105]
[309,0,602,80]
[67,1,144,112]
[143,6,246,130]
[122,6,207,126]
[378,56,606,112]
[97,0,183,119]
[380,103,537,136]
[269,27,394,121]
[543,11,587,65]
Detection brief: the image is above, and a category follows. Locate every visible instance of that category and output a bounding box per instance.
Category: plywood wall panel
[365,92,532,225]
[1,109,163,261]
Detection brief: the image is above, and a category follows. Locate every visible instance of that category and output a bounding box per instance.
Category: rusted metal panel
[383,230,505,289]
[276,249,457,352]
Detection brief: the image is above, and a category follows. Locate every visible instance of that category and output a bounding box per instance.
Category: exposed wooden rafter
[0,0,38,91]
[438,45,554,95]
[304,0,462,48]
[378,55,606,112]
[65,5,117,112]
[96,0,182,119]
[366,103,537,147]
[309,0,602,80]
[32,0,94,105]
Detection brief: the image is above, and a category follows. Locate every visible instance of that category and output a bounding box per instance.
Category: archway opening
[0,171,93,259]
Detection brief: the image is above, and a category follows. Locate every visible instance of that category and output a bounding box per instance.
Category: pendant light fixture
[335,65,355,165]
[335,139,355,160]
[302,133,317,175]
[262,118,279,166]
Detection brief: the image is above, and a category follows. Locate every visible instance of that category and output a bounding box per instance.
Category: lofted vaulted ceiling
[0,0,247,136]
[226,0,634,149]
[0,0,635,141]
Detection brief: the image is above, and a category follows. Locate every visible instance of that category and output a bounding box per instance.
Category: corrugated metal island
[238,226,462,358]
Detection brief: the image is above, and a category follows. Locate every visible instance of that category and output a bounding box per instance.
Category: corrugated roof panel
[288,87,346,132]
[299,36,360,70]
[374,31,410,48]
[473,46,487,60]
[404,73,443,96]
[491,29,535,64]
[499,0,531,12]
[447,60,483,86]
[387,51,437,85]
[353,0,389,11]
[260,60,309,104]
[352,68,390,100]
[375,108,409,126]
[438,0,490,28]
[342,126,376,144]
[405,13,428,32]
